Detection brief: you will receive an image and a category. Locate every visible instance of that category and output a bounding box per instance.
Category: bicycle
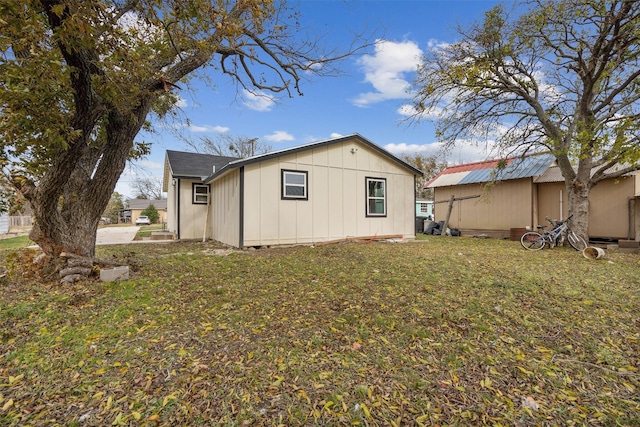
[520,215,588,251]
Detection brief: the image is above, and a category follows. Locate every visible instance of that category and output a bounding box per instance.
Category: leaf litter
[0,238,638,425]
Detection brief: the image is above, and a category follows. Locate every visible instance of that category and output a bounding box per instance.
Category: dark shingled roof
[128,199,167,210]
[166,150,239,179]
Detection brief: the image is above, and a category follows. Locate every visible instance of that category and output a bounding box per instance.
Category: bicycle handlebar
[545,214,574,226]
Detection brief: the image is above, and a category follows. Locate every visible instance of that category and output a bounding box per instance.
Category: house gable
[205,134,423,184]
[235,136,421,247]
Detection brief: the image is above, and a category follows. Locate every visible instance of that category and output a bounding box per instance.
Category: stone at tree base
[100,266,129,282]
[60,274,83,284]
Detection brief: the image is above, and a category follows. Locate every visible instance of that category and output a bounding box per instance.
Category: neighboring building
[0,213,8,234]
[127,199,168,225]
[426,153,640,241]
[416,199,434,219]
[163,134,423,247]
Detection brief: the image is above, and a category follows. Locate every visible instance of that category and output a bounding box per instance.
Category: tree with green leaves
[141,204,159,224]
[102,192,125,224]
[0,1,369,277]
[410,0,640,240]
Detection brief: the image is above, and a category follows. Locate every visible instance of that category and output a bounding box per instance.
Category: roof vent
[212,165,216,174]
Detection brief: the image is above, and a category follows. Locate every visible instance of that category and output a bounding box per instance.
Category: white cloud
[188,124,229,133]
[137,160,163,170]
[330,132,344,139]
[397,103,445,121]
[175,96,187,108]
[352,39,423,107]
[264,130,294,142]
[242,89,276,112]
[385,139,499,164]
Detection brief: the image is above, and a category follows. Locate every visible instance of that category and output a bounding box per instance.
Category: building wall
[167,179,209,240]
[239,139,416,247]
[433,179,534,234]
[0,214,8,234]
[210,169,241,247]
[434,175,637,240]
[537,178,634,238]
[166,179,178,234]
[130,208,167,224]
[416,200,434,218]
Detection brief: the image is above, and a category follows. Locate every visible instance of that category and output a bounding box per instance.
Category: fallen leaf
[522,396,540,411]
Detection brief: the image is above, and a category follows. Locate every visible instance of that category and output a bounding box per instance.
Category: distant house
[415,199,433,218]
[426,153,640,241]
[163,134,423,247]
[127,199,168,224]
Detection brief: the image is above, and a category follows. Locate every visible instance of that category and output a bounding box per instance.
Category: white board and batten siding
[210,169,241,246]
[240,139,416,247]
[166,178,210,240]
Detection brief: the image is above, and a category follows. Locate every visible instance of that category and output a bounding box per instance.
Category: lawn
[0,235,32,252]
[0,237,638,426]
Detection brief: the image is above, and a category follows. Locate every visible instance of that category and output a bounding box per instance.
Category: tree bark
[27,99,153,273]
[566,179,591,242]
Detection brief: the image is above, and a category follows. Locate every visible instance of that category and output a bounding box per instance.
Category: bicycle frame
[521,214,587,251]
[544,221,568,248]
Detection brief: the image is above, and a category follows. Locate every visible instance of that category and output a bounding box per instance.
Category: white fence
[9,216,33,228]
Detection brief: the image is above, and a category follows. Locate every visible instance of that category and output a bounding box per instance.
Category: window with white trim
[366,177,386,217]
[192,183,209,204]
[282,169,308,200]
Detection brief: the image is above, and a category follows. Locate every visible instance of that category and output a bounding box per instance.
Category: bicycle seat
[536,225,545,230]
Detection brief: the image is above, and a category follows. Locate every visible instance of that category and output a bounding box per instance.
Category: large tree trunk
[566,179,591,242]
[22,99,153,278]
[562,154,593,243]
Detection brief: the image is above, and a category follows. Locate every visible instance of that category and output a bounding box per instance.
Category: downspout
[176,179,181,240]
[202,189,210,242]
[414,175,418,235]
[239,167,244,248]
[530,177,534,228]
[628,197,635,240]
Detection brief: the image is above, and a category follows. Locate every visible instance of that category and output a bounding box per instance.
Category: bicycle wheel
[520,231,545,250]
[567,230,587,251]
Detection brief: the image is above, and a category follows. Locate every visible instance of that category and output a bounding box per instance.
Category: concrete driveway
[96,226,140,245]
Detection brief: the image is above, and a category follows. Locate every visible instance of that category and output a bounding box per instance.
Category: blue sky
[116,0,502,198]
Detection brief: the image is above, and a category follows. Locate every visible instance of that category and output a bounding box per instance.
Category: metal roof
[427,153,556,188]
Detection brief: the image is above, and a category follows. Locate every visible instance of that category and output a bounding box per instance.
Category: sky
[115,0,503,199]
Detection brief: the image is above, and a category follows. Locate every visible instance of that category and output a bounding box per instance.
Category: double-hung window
[193,184,209,204]
[282,169,308,200]
[366,177,386,217]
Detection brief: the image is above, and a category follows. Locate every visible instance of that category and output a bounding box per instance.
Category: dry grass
[1,237,638,426]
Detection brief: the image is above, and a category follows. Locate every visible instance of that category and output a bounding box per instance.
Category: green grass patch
[1,238,639,425]
[134,224,165,238]
[0,235,33,252]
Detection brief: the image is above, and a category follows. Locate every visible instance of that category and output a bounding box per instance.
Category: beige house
[127,199,167,224]
[426,153,640,241]
[163,134,423,247]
